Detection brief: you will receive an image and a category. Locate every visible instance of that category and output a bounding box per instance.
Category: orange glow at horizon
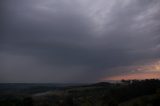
[102,60,160,81]
[104,72,160,81]
[136,61,160,72]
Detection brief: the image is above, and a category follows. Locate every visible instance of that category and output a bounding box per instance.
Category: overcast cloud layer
[0,0,160,83]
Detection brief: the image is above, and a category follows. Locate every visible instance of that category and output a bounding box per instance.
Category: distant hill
[0,79,160,106]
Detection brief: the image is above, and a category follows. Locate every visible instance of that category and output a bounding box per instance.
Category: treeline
[0,79,160,106]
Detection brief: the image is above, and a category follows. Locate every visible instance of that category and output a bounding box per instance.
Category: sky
[0,0,160,83]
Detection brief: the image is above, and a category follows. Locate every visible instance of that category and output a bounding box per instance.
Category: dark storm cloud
[0,0,160,82]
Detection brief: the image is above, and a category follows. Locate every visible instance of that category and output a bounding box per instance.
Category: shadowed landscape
[1,0,160,105]
[0,79,160,106]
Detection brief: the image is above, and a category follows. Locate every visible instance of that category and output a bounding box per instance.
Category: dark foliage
[0,79,160,106]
